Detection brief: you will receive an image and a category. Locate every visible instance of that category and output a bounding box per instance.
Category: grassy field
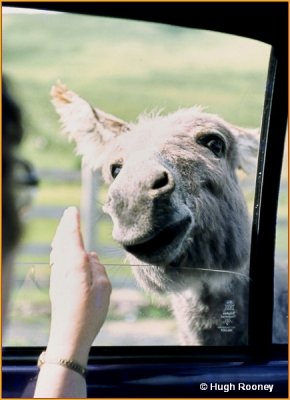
[3,10,287,346]
[3,12,271,169]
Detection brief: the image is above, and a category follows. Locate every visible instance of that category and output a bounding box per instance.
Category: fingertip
[64,206,79,217]
[62,206,81,228]
[54,206,84,247]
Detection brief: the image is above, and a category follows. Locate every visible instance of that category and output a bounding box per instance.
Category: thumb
[51,207,85,250]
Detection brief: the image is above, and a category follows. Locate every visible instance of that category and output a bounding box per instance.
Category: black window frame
[2,0,288,365]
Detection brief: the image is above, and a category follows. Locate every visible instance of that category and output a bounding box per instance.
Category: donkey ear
[50,82,129,169]
[231,125,260,174]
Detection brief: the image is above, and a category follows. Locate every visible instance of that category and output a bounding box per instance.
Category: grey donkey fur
[51,82,287,345]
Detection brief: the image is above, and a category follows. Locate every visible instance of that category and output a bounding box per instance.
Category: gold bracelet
[37,351,87,378]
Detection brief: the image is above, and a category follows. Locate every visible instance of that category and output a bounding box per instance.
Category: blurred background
[3,8,287,346]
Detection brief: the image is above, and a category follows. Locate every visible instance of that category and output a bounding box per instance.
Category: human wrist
[38,351,87,378]
[45,338,90,367]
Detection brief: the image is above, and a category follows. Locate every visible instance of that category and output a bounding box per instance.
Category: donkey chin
[115,214,193,267]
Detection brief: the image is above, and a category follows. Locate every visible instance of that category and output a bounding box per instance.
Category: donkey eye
[110,164,122,179]
[197,134,226,158]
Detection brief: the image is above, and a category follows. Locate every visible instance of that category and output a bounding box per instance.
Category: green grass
[138,304,172,320]
[21,218,59,244]
[276,226,288,254]
[35,181,81,206]
[3,12,271,170]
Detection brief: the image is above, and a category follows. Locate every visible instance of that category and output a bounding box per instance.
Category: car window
[273,132,288,344]
[3,9,272,347]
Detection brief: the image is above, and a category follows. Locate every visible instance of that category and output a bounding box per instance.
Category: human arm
[34,207,111,398]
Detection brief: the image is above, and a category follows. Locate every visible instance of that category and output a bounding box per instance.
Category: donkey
[51,82,287,345]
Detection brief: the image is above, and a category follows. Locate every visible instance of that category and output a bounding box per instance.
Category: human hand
[47,207,111,366]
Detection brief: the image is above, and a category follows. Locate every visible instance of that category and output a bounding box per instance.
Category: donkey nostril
[152,171,169,190]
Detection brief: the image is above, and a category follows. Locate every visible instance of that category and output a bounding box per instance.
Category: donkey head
[51,83,259,293]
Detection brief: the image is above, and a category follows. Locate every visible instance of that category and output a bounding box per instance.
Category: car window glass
[3,9,271,346]
[273,132,288,344]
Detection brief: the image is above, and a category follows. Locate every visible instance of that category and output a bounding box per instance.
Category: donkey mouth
[123,216,192,260]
